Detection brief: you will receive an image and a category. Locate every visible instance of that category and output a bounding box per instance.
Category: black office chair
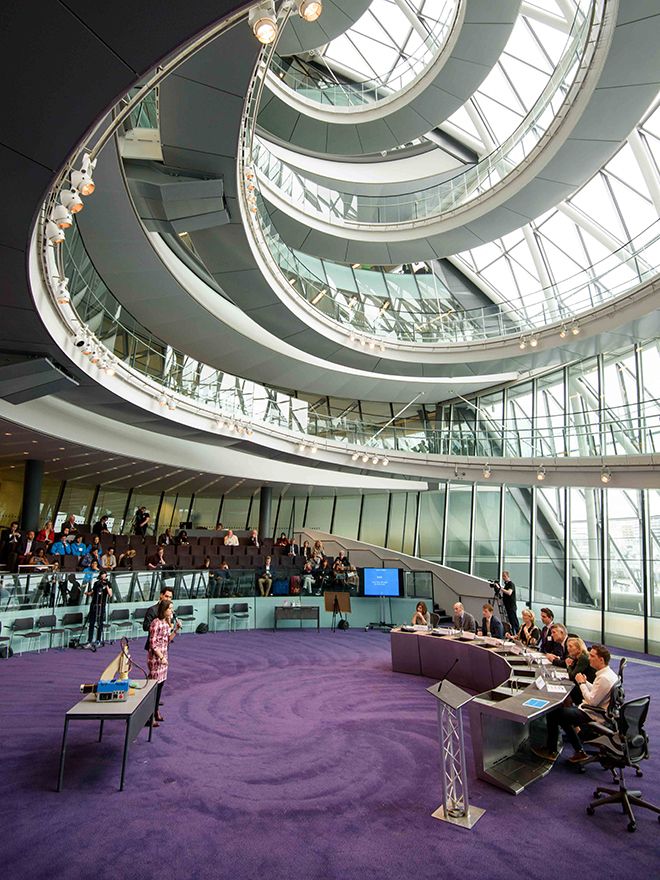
[575,657,626,773]
[585,695,660,832]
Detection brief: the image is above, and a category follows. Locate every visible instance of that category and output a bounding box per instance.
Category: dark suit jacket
[481,615,504,639]
[452,611,476,632]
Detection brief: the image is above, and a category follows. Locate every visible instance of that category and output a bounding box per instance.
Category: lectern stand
[427,679,485,829]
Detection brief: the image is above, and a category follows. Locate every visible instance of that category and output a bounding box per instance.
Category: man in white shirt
[223,529,239,547]
[533,644,619,763]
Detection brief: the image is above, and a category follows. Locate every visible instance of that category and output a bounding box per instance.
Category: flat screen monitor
[363,568,401,598]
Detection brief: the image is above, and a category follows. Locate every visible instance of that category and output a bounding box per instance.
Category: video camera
[489,578,502,596]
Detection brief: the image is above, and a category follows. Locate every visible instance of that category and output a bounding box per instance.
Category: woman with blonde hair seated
[507,608,540,646]
[565,635,595,702]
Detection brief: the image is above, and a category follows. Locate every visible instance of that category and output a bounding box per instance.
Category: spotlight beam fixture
[249,1,278,44]
[299,0,322,21]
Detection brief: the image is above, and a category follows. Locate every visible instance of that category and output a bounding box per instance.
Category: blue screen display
[363,568,400,597]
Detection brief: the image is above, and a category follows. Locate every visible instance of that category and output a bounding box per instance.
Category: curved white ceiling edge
[147,230,520,378]
[0,395,428,492]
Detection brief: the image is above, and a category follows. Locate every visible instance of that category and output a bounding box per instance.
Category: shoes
[155,711,164,722]
[568,750,590,763]
[530,746,558,762]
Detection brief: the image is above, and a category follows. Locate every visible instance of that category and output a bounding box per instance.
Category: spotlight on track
[529,334,539,348]
[483,463,491,479]
[51,204,73,229]
[600,466,612,484]
[536,465,546,482]
[571,321,580,335]
[559,324,568,339]
[249,1,278,44]
[519,336,527,350]
[46,220,65,246]
[158,393,167,407]
[70,154,96,196]
[60,188,84,214]
[167,397,177,411]
[361,454,369,463]
[351,452,359,461]
[299,0,322,22]
[54,277,70,305]
[381,457,389,467]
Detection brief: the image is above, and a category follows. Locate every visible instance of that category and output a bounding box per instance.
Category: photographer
[85,570,112,646]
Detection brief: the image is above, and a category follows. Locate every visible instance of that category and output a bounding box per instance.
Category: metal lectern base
[432,804,486,829]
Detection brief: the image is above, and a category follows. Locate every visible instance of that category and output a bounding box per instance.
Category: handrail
[265,0,461,110]
[252,0,603,228]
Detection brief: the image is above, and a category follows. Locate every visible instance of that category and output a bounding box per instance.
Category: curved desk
[391,629,569,795]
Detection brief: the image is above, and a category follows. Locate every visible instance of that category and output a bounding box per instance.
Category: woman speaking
[148,599,175,726]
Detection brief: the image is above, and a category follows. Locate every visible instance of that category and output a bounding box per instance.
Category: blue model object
[95,679,129,702]
[363,568,400,598]
[523,698,549,709]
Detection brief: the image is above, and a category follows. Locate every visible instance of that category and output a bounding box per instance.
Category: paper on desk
[546,684,568,694]
[554,671,569,679]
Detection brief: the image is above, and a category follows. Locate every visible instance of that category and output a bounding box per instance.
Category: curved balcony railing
[252,0,603,228]
[266,0,461,110]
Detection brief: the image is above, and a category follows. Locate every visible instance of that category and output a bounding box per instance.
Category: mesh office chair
[429,612,440,629]
[586,695,660,832]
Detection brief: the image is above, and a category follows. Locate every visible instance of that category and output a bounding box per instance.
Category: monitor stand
[365,595,394,631]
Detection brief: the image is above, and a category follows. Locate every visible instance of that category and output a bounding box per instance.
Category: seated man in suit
[538,607,556,653]
[545,623,569,666]
[479,603,504,639]
[257,555,274,597]
[452,602,476,633]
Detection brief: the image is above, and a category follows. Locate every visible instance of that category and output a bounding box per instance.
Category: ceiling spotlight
[244,168,255,181]
[54,278,70,304]
[158,394,168,407]
[368,340,376,350]
[89,350,101,365]
[600,466,612,484]
[483,464,491,479]
[529,335,539,348]
[559,324,568,339]
[215,418,225,430]
[81,338,94,356]
[351,452,359,461]
[381,457,389,467]
[70,153,96,196]
[299,0,322,22]
[371,456,379,464]
[379,343,385,352]
[245,426,254,437]
[167,398,177,411]
[361,453,369,463]
[249,1,278,44]
[536,465,546,482]
[298,443,306,453]
[571,322,580,335]
[104,360,116,376]
[519,337,527,350]
[349,333,356,343]
[51,204,73,229]
[46,220,65,246]
[60,188,84,214]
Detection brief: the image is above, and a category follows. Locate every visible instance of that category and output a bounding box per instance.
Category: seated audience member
[101,547,117,571]
[70,535,90,559]
[332,555,348,584]
[302,561,315,594]
[565,636,595,703]
[545,623,569,666]
[0,521,21,568]
[50,531,72,558]
[215,522,225,532]
[82,559,100,585]
[335,549,349,566]
[223,529,239,547]
[147,546,169,570]
[214,562,231,595]
[411,601,430,626]
[175,530,190,546]
[89,534,103,557]
[17,530,37,566]
[79,548,101,571]
[312,539,324,558]
[452,602,476,633]
[63,514,79,538]
[479,603,504,639]
[29,548,51,571]
[288,537,300,557]
[36,520,55,546]
[315,558,332,593]
[275,532,289,550]
[345,563,358,589]
[199,556,212,570]
[258,556,274,597]
[301,540,312,561]
[118,548,136,570]
[508,608,540,646]
[248,528,260,549]
[92,515,111,536]
[533,644,618,763]
[158,528,174,546]
[538,607,556,653]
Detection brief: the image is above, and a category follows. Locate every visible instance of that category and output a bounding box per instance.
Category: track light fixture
[158,393,168,407]
[361,454,369,463]
[249,1,278,44]
[60,189,84,214]
[351,452,359,461]
[70,153,96,196]
[559,324,568,339]
[519,336,527,350]
[600,466,612,484]
[51,204,73,229]
[81,338,94,356]
[54,277,70,304]
[46,220,65,246]
[571,321,580,335]
[536,465,546,482]
[371,456,379,464]
[483,463,491,479]
[381,457,389,467]
[529,334,539,348]
[298,442,306,453]
[299,0,322,21]
[167,397,177,411]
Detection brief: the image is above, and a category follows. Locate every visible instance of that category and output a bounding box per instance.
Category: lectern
[427,679,485,829]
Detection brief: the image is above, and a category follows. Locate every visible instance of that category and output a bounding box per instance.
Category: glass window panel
[607,488,644,615]
[158,494,179,532]
[190,496,221,530]
[386,492,407,553]
[445,483,472,572]
[274,496,293,538]
[567,357,600,456]
[332,495,361,540]
[128,493,162,535]
[57,484,96,530]
[39,479,62,527]
[417,488,445,561]
[304,496,334,532]
[92,488,130,534]
[568,487,601,608]
[402,492,417,556]
[505,382,534,457]
[0,477,24,525]
[536,370,565,457]
[503,485,532,605]
[472,484,501,579]
[534,486,565,607]
[649,489,660,619]
[220,496,250,531]
[359,494,388,547]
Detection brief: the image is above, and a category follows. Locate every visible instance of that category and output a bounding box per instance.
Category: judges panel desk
[391,629,570,795]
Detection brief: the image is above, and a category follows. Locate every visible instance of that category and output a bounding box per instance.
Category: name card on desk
[535,675,546,690]
[546,684,568,694]
[554,671,569,680]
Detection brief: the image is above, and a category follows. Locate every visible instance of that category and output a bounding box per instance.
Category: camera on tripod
[489,578,502,596]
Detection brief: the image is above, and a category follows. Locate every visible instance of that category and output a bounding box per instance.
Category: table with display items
[391,628,573,794]
[56,679,158,792]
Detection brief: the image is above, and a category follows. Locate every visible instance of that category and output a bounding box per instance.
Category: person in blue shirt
[82,560,100,585]
[51,532,72,557]
[69,536,90,558]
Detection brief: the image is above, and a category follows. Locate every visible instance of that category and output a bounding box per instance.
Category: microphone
[443,656,460,683]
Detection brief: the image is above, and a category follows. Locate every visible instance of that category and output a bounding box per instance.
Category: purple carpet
[0,631,658,879]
